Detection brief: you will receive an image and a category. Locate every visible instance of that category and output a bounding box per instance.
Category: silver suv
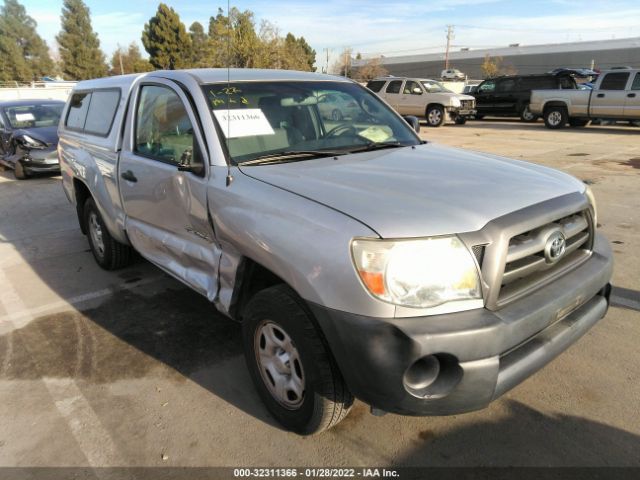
[58,69,612,435]
[367,76,476,126]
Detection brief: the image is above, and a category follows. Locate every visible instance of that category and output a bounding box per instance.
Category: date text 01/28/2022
[233,468,399,477]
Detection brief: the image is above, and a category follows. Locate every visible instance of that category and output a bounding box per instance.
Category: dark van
[473,74,577,121]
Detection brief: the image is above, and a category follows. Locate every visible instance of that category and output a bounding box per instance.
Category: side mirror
[177,146,205,176]
[403,115,420,133]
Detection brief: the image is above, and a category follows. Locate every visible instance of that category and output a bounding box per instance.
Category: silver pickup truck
[58,69,612,435]
[530,68,640,128]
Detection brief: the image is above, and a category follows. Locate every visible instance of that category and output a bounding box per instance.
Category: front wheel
[242,285,353,435]
[454,116,467,125]
[544,106,568,129]
[426,105,446,127]
[14,160,29,180]
[84,198,134,270]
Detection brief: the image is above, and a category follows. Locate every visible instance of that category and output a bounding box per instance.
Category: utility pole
[323,48,331,73]
[444,25,454,70]
[118,44,124,75]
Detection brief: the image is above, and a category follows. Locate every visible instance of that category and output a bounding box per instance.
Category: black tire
[426,105,446,127]
[83,197,134,270]
[474,114,485,120]
[14,160,28,180]
[454,116,467,125]
[242,284,353,435]
[520,105,538,122]
[569,118,589,127]
[544,106,568,129]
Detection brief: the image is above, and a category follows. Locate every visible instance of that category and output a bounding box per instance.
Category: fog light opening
[403,353,463,399]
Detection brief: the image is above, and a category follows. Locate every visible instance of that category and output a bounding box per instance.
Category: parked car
[441,68,465,81]
[59,69,612,435]
[472,73,580,122]
[462,84,478,94]
[316,91,361,120]
[367,76,476,126]
[530,68,640,128]
[0,99,65,179]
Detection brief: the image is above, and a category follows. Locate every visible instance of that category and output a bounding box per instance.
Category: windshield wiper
[239,149,347,166]
[344,141,411,154]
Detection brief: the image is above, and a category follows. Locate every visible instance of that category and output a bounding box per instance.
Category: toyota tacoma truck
[58,69,612,435]
[530,68,640,128]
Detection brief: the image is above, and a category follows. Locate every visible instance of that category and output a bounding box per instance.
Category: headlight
[450,97,461,107]
[351,236,481,308]
[17,134,46,149]
[585,185,598,227]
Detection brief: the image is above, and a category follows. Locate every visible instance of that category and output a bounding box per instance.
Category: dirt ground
[0,119,638,470]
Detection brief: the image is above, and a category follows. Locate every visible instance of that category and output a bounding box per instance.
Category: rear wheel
[426,105,446,127]
[242,284,353,435]
[84,198,134,270]
[14,160,28,180]
[544,106,568,129]
[520,105,538,122]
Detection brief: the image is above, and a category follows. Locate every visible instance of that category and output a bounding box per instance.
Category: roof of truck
[73,69,352,91]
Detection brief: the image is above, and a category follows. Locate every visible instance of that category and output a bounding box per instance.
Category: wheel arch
[543,101,569,114]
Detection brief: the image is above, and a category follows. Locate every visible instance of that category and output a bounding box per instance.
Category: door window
[84,90,120,136]
[496,78,517,93]
[135,85,194,165]
[66,93,91,130]
[366,80,385,93]
[385,80,402,94]
[631,73,640,90]
[478,80,495,93]
[600,72,630,90]
[403,81,422,95]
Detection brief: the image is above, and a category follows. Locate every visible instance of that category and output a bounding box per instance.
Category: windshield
[421,81,452,93]
[202,81,420,164]
[3,103,63,129]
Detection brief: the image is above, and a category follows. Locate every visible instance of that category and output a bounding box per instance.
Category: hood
[239,143,585,238]
[12,126,59,147]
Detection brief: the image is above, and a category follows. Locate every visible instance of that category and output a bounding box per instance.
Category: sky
[21,0,640,69]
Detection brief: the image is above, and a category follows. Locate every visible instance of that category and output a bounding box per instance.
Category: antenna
[225,0,233,187]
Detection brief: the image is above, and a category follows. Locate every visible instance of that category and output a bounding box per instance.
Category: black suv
[473,74,577,122]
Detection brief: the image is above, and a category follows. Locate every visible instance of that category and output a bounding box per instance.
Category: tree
[280,33,315,71]
[56,0,108,80]
[481,54,502,78]
[109,42,153,75]
[142,3,191,70]
[356,57,388,81]
[188,21,211,68]
[0,0,54,81]
[331,47,353,77]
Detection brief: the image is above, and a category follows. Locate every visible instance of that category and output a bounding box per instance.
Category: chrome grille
[497,210,593,306]
[461,99,475,110]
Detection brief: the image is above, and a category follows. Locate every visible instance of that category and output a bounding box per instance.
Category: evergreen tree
[142,4,191,70]
[188,21,210,68]
[56,0,108,80]
[109,42,153,75]
[0,0,54,81]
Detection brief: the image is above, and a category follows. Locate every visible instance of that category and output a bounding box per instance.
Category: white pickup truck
[530,68,640,128]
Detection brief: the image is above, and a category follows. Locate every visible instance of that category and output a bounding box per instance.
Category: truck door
[590,72,630,118]
[474,79,496,115]
[623,72,640,119]
[399,80,424,116]
[118,79,220,301]
[493,77,518,114]
[382,80,403,112]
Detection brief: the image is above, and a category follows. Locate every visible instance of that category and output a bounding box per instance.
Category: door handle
[596,93,605,98]
[120,170,138,183]
[628,93,637,98]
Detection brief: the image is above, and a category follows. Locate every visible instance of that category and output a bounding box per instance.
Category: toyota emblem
[545,231,566,263]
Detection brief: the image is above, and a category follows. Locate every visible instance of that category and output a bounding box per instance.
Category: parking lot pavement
[0,120,639,468]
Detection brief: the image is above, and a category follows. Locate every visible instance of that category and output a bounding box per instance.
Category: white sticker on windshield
[15,113,35,122]
[213,109,275,138]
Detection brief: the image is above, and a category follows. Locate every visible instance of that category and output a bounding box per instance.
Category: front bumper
[310,233,613,416]
[16,148,60,173]
[447,106,476,118]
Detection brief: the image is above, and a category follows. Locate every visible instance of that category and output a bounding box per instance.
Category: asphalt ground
[0,118,638,471]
